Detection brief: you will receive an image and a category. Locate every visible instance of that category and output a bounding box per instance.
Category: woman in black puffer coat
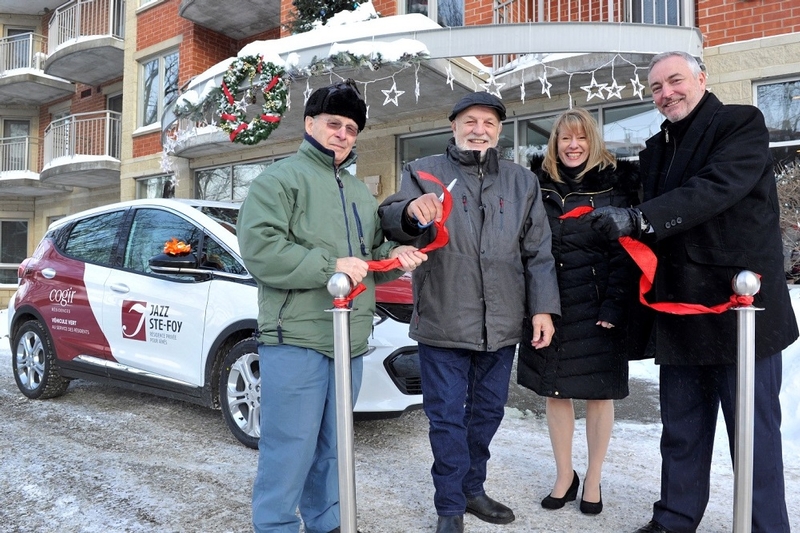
[517,108,640,516]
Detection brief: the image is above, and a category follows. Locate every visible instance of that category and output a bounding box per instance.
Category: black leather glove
[587,206,646,239]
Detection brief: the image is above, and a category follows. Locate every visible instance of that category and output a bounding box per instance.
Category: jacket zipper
[499,196,504,230]
[541,187,613,212]
[351,202,367,256]
[335,167,355,257]
[462,194,478,237]
[276,290,292,343]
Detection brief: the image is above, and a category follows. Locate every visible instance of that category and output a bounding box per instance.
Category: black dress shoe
[579,484,603,515]
[633,520,676,533]
[465,493,515,524]
[436,515,464,533]
[541,470,579,509]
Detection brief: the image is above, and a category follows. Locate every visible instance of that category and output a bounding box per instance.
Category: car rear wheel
[219,338,260,449]
[12,320,70,399]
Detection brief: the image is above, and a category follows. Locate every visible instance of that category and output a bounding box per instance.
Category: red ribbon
[264,76,279,92]
[337,171,453,305]
[560,206,754,314]
[222,82,235,105]
[260,114,281,123]
[229,122,248,141]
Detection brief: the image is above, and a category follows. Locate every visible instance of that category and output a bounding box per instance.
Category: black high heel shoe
[541,470,579,509]
[579,485,603,515]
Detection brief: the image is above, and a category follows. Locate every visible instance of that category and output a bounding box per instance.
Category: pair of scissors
[416,179,457,228]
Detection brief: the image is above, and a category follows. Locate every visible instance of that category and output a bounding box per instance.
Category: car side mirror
[149,252,200,272]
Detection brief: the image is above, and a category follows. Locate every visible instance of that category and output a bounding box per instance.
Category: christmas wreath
[218,55,288,145]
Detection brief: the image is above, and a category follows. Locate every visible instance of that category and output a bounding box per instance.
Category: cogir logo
[121,300,148,342]
[49,287,77,306]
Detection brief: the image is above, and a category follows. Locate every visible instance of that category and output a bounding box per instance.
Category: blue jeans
[418,343,516,516]
[252,344,363,533]
[653,352,788,533]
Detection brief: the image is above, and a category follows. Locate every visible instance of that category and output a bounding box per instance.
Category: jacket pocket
[685,244,747,268]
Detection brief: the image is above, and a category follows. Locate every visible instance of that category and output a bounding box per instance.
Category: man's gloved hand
[587,206,646,239]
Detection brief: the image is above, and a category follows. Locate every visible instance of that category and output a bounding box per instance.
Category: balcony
[492,0,694,69]
[0,136,71,196]
[178,0,281,40]
[45,0,125,86]
[0,34,74,106]
[40,111,122,188]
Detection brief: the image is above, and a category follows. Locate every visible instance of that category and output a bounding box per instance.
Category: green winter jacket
[237,136,399,357]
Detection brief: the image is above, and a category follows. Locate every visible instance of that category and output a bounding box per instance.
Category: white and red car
[7,198,420,448]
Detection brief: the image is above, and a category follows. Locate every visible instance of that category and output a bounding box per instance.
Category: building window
[1,220,28,284]
[755,77,800,169]
[140,50,179,127]
[402,0,463,26]
[602,103,663,159]
[1,119,32,172]
[397,101,663,188]
[196,159,283,202]
[136,175,174,198]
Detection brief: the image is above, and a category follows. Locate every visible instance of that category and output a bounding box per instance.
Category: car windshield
[196,206,239,235]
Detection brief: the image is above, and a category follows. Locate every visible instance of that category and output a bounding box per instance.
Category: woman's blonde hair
[542,107,616,182]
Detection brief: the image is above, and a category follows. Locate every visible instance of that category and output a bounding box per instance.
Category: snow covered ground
[1,295,799,532]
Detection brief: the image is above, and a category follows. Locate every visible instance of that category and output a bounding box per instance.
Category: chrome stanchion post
[327,273,357,533]
[731,270,761,533]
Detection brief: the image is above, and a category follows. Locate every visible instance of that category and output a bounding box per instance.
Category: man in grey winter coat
[379,92,560,533]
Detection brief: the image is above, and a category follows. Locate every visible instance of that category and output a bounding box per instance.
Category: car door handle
[109,283,130,294]
[42,268,56,279]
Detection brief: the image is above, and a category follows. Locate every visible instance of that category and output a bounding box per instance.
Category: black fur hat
[304,79,367,132]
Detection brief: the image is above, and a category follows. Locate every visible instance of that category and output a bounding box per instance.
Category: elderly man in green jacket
[237,80,426,533]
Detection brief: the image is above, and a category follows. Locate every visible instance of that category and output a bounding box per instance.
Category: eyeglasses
[319,117,359,137]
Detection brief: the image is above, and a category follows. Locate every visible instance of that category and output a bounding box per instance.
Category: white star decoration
[303,81,313,105]
[445,63,455,90]
[381,81,404,106]
[604,78,626,99]
[539,75,552,98]
[235,96,249,113]
[630,72,646,99]
[480,75,505,97]
[581,74,607,101]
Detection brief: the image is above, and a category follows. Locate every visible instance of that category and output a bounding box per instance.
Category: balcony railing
[48,0,125,53]
[44,111,122,166]
[493,0,693,67]
[1,136,40,173]
[0,34,47,75]
[494,0,691,24]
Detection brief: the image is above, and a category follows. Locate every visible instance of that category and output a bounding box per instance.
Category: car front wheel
[219,338,260,449]
[12,320,70,399]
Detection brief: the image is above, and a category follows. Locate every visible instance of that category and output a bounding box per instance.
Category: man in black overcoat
[588,51,797,533]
